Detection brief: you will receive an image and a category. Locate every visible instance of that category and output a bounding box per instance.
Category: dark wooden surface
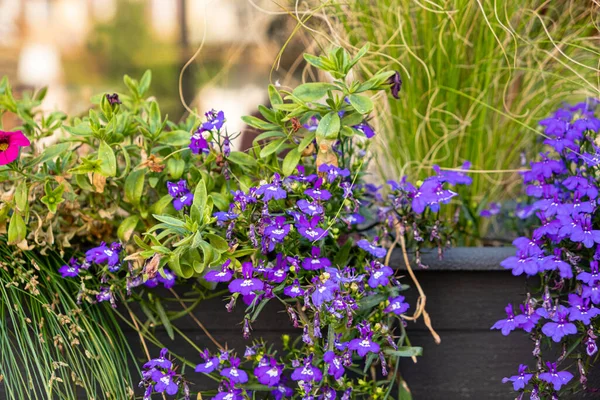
[4,248,598,399]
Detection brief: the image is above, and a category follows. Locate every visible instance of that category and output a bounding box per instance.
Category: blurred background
[1,0,599,243]
[0,0,305,135]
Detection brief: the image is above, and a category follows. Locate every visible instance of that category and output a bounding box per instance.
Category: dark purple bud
[386,335,398,350]
[388,71,402,99]
[379,352,388,376]
[302,324,313,345]
[226,296,236,313]
[243,318,252,339]
[106,93,121,105]
[313,311,322,338]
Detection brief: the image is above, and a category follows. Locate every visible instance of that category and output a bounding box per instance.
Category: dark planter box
[120,247,598,399]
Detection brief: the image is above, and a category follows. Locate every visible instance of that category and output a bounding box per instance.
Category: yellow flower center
[0,142,8,152]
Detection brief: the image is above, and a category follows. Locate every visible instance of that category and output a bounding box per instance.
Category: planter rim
[391,246,514,272]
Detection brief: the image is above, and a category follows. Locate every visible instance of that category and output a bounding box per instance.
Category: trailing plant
[1,46,469,399]
[492,99,600,398]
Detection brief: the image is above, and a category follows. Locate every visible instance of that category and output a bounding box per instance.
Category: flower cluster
[139,348,188,399]
[493,99,600,397]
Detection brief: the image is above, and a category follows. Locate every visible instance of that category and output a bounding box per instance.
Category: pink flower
[0,131,30,165]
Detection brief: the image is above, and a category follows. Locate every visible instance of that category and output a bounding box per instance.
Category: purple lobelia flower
[257,174,287,202]
[297,215,327,241]
[541,305,577,342]
[319,386,336,400]
[353,121,375,138]
[385,296,410,315]
[289,165,318,184]
[500,250,538,277]
[272,379,294,400]
[491,304,519,335]
[502,364,533,391]
[409,176,457,213]
[433,162,472,186]
[302,247,331,270]
[586,329,598,356]
[202,109,225,131]
[228,262,264,296]
[318,164,350,183]
[311,276,339,307]
[157,268,176,289]
[264,216,291,242]
[220,357,248,384]
[214,208,239,225]
[538,249,572,279]
[254,356,283,386]
[167,180,194,211]
[151,369,179,395]
[582,282,600,304]
[144,348,173,369]
[214,382,245,400]
[86,242,121,269]
[567,294,600,325]
[291,355,323,382]
[480,202,501,218]
[58,258,81,278]
[357,239,387,258]
[305,177,332,201]
[514,303,540,332]
[538,362,573,391]
[96,286,115,306]
[323,351,345,380]
[367,261,394,288]
[283,279,305,298]
[195,349,220,373]
[205,260,233,282]
[190,129,210,154]
[347,323,380,357]
[569,214,600,248]
[297,199,324,216]
[578,260,600,285]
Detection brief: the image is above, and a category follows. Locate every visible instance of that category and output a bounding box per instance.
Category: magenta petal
[9,132,31,147]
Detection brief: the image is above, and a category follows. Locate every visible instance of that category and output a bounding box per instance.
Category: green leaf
[150,194,173,215]
[98,141,117,177]
[167,158,185,179]
[253,130,286,144]
[158,130,191,146]
[282,147,302,176]
[154,299,174,340]
[260,138,286,159]
[117,215,140,242]
[69,157,102,175]
[303,53,332,71]
[26,142,71,168]
[153,214,186,228]
[268,84,283,105]
[205,233,229,253]
[191,180,207,224]
[241,115,278,131]
[292,83,338,102]
[316,111,341,140]
[14,181,28,212]
[348,94,374,114]
[148,101,162,135]
[7,212,26,245]
[297,132,316,152]
[124,169,145,206]
[384,347,423,357]
[227,151,257,167]
[197,240,214,272]
[139,70,152,96]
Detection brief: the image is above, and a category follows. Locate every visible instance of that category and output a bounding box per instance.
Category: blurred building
[0,0,299,138]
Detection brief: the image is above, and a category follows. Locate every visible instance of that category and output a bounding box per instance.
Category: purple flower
[514,304,540,333]
[353,121,375,138]
[538,362,573,391]
[311,277,339,307]
[96,287,114,305]
[283,279,305,298]
[385,296,410,315]
[288,165,318,184]
[144,348,173,370]
[85,242,121,268]
[502,364,533,391]
[297,199,324,216]
[433,162,472,186]
[582,283,600,304]
[347,324,380,357]
[167,180,194,211]
[410,177,456,213]
[195,356,220,373]
[228,262,264,296]
[220,357,248,384]
[480,202,501,218]
[257,174,287,202]
[254,357,283,386]
[318,164,350,183]
[388,71,402,99]
[302,247,331,270]
[500,251,538,277]
[577,260,600,285]
[367,263,393,288]
[297,215,327,241]
[202,109,225,131]
[357,239,387,258]
[214,383,245,400]
[541,305,577,342]
[272,381,294,400]
[264,216,291,242]
[568,294,600,325]
[58,258,80,278]
[214,209,238,223]
[291,355,323,382]
[305,178,332,201]
[323,351,345,380]
[151,369,179,395]
[491,304,519,336]
[157,268,176,289]
[205,260,233,282]
[190,130,210,154]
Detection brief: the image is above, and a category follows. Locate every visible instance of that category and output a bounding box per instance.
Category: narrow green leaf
[316,111,341,140]
[384,347,423,357]
[98,141,117,177]
[348,94,374,114]
[268,84,283,105]
[282,147,302,176]
[154,299,174,340]
[260,138,286,159]
[124,169,145,206]
[227,151,257,167]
